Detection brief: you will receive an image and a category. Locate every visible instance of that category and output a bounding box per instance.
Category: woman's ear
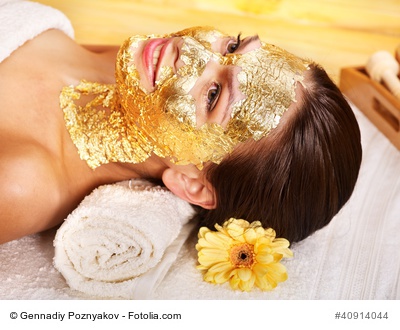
[162,168,216,209]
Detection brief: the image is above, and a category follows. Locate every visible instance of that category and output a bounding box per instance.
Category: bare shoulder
[0,145,65,244]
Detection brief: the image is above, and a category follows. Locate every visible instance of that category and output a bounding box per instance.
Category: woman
[0,1,361,244]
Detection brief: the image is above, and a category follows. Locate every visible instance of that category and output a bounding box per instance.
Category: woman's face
[130,28,261,127]
[115,27,308,168]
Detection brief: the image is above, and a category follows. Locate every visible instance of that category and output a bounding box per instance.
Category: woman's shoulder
[0,142,64,204]
[0,143,65,243]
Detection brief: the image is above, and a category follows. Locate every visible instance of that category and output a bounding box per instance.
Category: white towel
[0,0,74,63]
[53,179,196,299]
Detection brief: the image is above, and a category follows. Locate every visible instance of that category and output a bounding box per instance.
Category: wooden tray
[339,66,400,150]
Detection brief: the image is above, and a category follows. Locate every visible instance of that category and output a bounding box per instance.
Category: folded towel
[53,179,196,299]
[0,0,74,63]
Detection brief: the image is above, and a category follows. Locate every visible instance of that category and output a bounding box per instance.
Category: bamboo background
[38,0,400,83]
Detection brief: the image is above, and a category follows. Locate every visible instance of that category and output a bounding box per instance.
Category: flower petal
[225,220,247,240]
[239,273,256,292]
[243,228,258,244]
[199,247,228,258]
[198,254,226,267]
[237,267,253,282]
[204,231,232,247]
[255,275,275,291]
[265,263,289,283]
[264,228,276,239]
[204,271,216,283]
[256,251,274,264]
[265,274,279,288]
[254,238,272,251]
[198,253,228,268]
[229,271,241,290]
[208,261,234,274]
[213,269,232,284]
[198,226,211,239]
[196,237,217,249]
[252,263,269,278]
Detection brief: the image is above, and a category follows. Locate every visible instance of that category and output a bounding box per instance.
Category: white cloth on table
[0,0,74,63]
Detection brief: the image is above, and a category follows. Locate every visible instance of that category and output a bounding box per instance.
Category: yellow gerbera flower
[196,218,293,292]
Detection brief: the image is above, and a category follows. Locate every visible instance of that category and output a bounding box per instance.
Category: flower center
[229,243,256,268]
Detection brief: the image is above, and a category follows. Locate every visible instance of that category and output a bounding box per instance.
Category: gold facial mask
[61,27,309,170]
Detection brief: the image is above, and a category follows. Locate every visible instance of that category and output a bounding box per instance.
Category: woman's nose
[178,37,223,71]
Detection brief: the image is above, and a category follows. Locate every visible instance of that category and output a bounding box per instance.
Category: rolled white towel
[53,179,196,299]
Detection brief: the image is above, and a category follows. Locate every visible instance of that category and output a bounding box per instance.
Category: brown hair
[197,63,362,243]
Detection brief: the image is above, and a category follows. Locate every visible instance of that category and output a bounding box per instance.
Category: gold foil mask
[61,27,309,169]
[226,43,308,140]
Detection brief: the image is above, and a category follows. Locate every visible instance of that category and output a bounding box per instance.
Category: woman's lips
[142,38,170,88]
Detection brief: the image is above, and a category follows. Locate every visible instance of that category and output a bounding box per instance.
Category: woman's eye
[206,83,221,111]
[226,34,242,54]
[226,42,239,53]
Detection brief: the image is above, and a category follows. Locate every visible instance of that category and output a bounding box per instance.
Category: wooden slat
[340,66,400,150]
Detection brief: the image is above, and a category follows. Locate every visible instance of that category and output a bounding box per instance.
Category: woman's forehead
[170,26,228,46]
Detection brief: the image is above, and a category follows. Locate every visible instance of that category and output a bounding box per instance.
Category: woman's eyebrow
[239,35,260,49]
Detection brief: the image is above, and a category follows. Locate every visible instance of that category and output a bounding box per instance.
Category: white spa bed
[0,103,399,300]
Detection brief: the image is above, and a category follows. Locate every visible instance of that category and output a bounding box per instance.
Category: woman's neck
[91,155,167,185]
[61,80,162,169]
[57,35,169,183]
